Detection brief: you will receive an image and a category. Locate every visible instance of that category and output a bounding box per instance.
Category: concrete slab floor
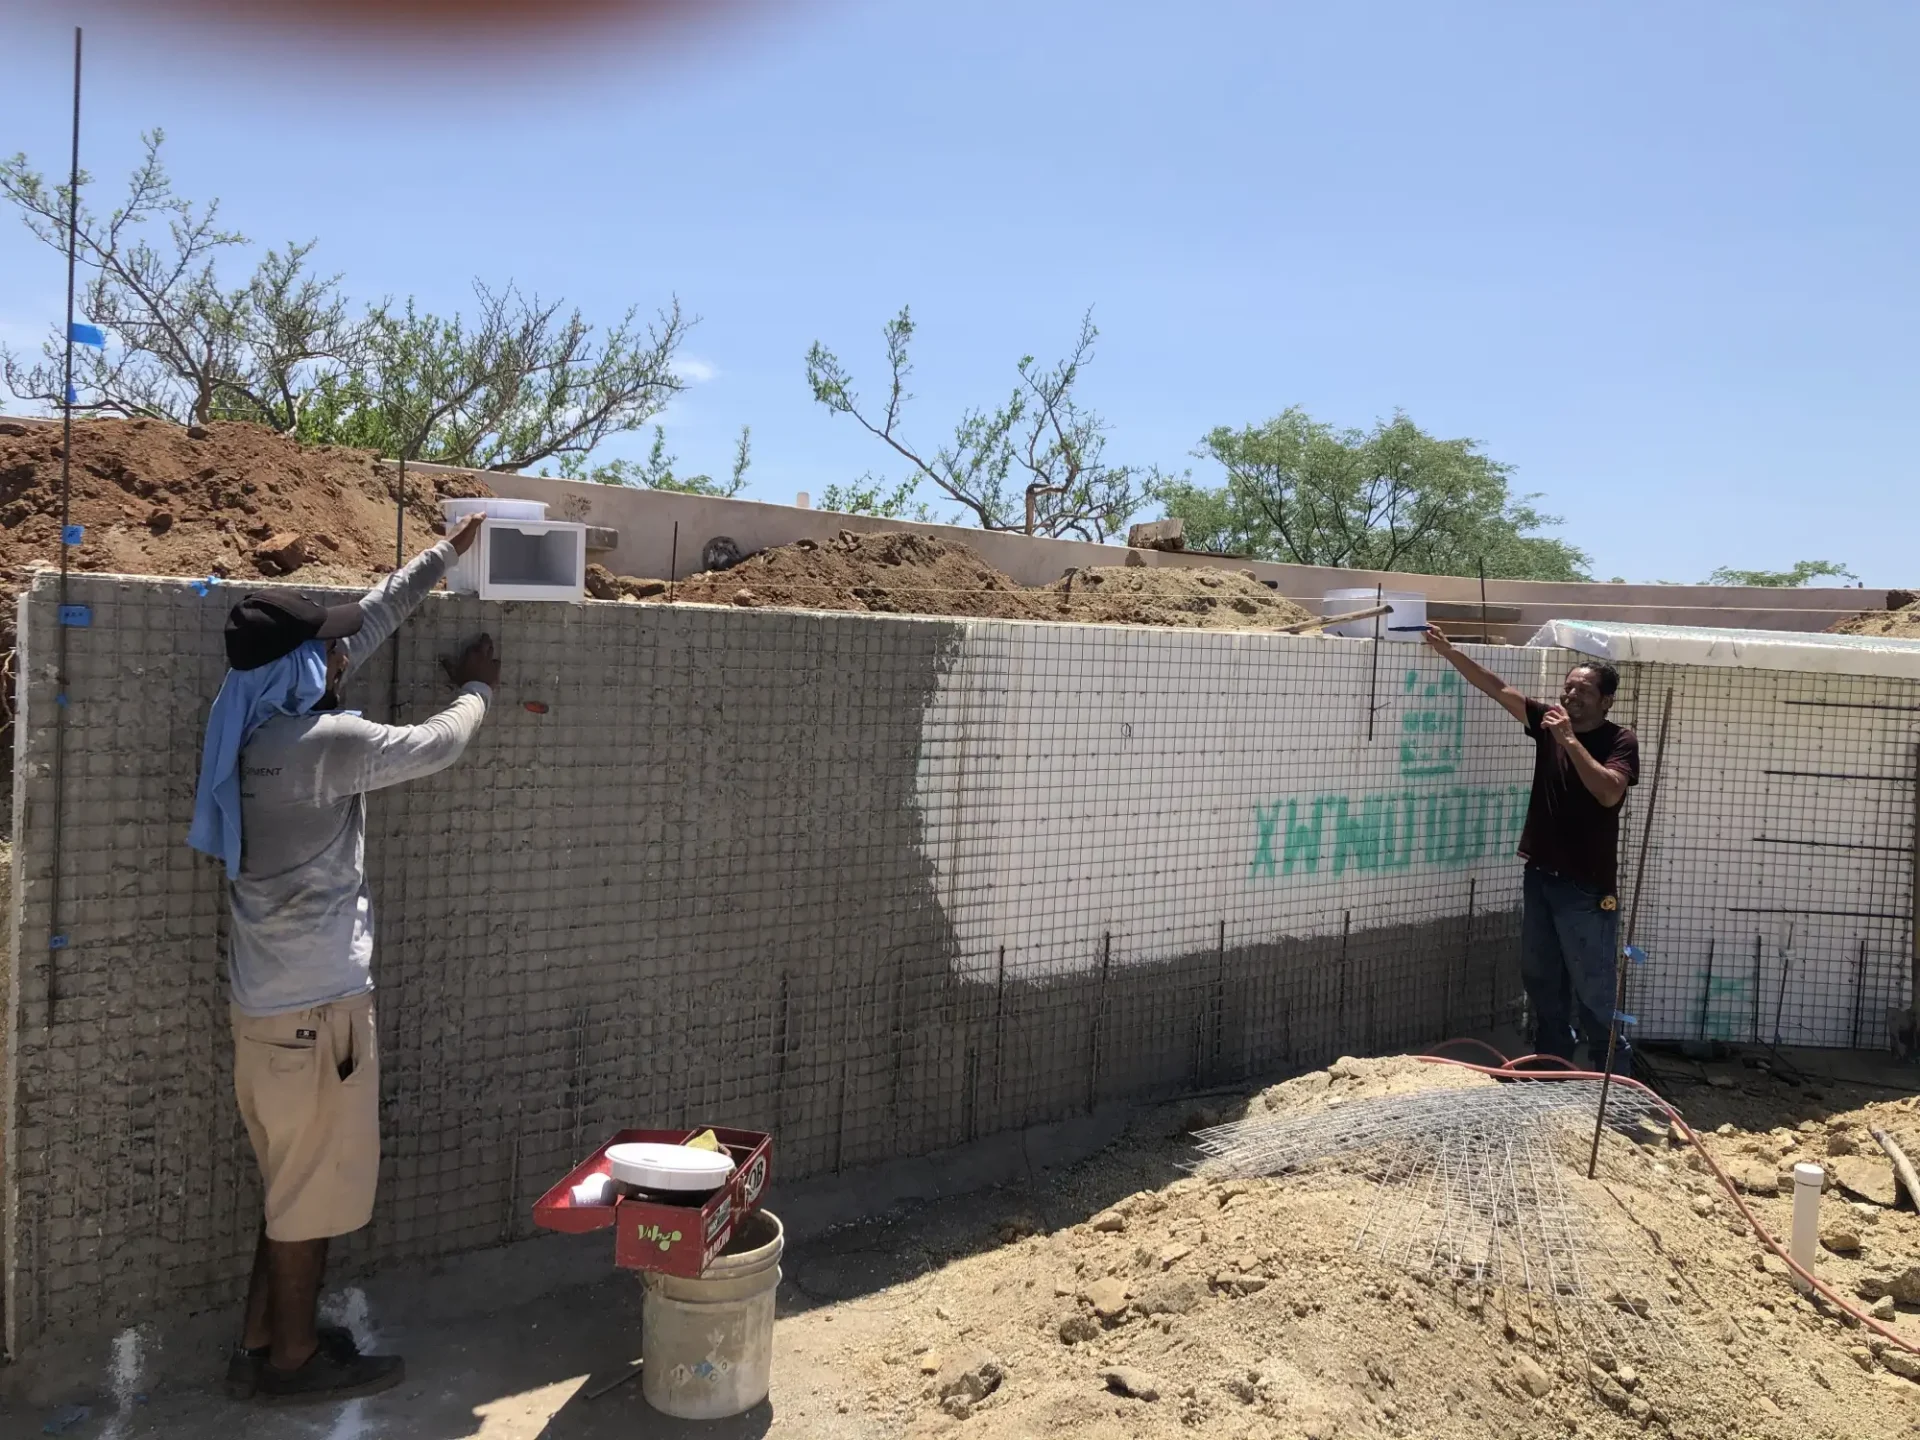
[0,1266,895,1440]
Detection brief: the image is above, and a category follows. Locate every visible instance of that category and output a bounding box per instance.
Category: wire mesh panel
[14,567,1907,1349]
[1619,662,1920,1049]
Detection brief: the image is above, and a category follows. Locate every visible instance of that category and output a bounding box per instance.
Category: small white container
[440,497,549,524]
[446,517,587,602]
[606,1141,736,1193]
[1322,588,1428,641]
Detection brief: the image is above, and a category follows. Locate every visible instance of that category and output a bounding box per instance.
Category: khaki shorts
[231,995,381,1242]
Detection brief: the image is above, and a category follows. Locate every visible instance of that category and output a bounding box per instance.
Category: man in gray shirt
[190,516,496,1404]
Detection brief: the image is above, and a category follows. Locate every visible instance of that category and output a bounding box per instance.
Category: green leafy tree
[1,130,360,429]
[1156,407,1590,580]
[1704,560,1856,587]
[545,424,753,497]
[805,307,1158,542]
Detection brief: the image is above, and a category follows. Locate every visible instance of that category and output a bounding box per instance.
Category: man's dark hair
[1568,660,1620,697]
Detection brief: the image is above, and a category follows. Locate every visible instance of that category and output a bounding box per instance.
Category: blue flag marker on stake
[62,524,83,546]
[68,322,105,348]
[1613,1010,1637,1027]
[65,384,78,406]
[1625,945,1646,967]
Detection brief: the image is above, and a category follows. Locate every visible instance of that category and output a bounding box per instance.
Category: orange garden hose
[1412,1046,1920,1356]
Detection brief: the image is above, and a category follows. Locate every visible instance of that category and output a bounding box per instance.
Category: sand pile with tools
[771,1053,1920,1440]
[1830,591,1920,639]
[0,417,487,595]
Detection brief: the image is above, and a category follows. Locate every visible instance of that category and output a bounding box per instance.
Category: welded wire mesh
[1614,664,1920,1050]
[1193,1079,1677,1345]
[4,567,1914,1349]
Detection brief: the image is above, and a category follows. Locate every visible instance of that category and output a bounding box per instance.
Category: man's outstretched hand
[444,633,501,690]
[447,513,485,556]
[1422,623,1455,656]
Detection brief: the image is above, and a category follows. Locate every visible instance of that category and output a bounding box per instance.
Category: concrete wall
[449,464,1891,639]
[3,580,1545,1354]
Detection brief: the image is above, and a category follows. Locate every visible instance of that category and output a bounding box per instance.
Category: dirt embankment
[0,417,487,595]
[1830,590,1920,639]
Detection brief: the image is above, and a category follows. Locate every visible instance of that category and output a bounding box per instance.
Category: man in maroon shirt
[1424,628,1641,1072]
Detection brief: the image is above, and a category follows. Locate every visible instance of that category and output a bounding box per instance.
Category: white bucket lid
[440,496,549,522]
[607,1141,736,1192]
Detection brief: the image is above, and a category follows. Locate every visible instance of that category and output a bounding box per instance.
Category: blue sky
[3,1,1914,585]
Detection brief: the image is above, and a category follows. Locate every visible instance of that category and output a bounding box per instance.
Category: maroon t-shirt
[1518,699,1640,893]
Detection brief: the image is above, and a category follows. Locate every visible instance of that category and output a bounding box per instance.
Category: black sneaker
[226,1325,361,1401]
[256,1347,404,1406]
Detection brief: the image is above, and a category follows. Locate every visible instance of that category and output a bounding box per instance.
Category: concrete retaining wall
[3,579,1552,1354]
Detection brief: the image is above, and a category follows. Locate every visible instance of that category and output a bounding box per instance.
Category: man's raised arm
[1423,625,1530,725]
[340,514,484,681]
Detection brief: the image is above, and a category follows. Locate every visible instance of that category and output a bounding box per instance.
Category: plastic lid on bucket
[440,497,549,523]
[607,1142,736,1192]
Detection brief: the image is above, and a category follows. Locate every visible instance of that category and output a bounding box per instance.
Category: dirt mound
[643,532,1319,632]
[783,1055,1920,1440]
[1830,591,1920,639]
[1041,566,1313,631]
[0,417,488,594]
[645,529,1052,621]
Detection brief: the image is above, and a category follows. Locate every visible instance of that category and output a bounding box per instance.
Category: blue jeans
[1521,866,1630,1073]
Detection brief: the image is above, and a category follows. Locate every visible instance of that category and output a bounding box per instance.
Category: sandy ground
[4,1049,1917,1440]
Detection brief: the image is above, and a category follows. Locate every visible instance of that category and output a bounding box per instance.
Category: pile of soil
[646,529,1052,621]
[0,417,487,595]
[642,530,1316,632]
[1830,590,1920,639]
[1041,566,1312,630]
[776,1054,1920,1440]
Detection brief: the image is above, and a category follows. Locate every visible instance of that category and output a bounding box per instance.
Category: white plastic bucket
[440,496,549,524]
[1322,588,1427,641]
[641,1208,783,1419]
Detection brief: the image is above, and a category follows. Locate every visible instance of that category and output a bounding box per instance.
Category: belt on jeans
[1526,863,1618,908]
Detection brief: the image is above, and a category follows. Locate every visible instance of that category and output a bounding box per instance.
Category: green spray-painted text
[1249,783,1529,882]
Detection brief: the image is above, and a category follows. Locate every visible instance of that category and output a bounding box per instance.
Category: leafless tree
[805,307,1156,541]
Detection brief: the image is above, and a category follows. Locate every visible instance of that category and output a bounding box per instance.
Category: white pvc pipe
[1791,1162,1824,1289]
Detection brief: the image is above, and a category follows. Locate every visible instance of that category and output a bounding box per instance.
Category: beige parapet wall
[398,462,1886,642]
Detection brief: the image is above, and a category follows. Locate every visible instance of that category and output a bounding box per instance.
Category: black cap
[224,593,364,671]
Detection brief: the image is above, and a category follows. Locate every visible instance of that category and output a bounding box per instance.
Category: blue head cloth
[187,640,329,879]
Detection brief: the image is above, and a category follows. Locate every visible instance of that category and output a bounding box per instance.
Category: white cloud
[671,356,718,384]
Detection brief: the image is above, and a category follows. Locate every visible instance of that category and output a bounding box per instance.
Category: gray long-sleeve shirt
[228,540,490,1016]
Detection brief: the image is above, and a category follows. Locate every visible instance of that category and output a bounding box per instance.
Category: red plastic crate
[531,1127,772,1279]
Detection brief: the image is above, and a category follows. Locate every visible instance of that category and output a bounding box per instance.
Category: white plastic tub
[446,518,587,601]
[440,497,549,524]
[1322,588,1428,641]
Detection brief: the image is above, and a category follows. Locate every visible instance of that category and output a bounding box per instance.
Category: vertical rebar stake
[47,26,84,1030]
[1852,939,1867,1052]
[1210,918,1227,1083]
[1588,686,1674,1179]
[1088,931,1111,1115]
[1750,934,1763,1043]
[668,520,680,604]
[1365,583,1383,741]
[1696,938,1716,1043]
